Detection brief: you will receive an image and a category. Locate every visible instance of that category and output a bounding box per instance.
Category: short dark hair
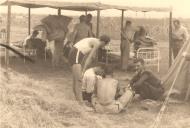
[79,15,86,22]
[138,26,146,36]
[125,20,132,26]
[173,19,180,25]
[87,14,92,19]
[99,34,110,44]
[32,30,39,35]
[134,58,145,65]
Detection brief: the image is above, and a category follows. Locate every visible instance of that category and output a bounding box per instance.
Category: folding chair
[137,47,160,72]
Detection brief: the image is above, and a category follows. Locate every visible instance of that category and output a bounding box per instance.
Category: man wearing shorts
[68,35,110,105]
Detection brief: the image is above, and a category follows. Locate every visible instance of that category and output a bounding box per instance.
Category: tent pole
[96,10,100,37]
[85,10,88,15]
[58,8,61,15]
[28,7,31,35]
[5,3,11,69]
[121,10,124,44]
[169,11,172,67]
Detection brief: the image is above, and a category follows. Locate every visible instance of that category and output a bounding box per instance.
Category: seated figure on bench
[23,30,46,58]
[133,26,157,55]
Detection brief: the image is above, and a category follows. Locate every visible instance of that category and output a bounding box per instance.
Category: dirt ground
[1,41,190,128]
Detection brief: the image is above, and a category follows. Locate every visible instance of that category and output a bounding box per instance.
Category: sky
[0,0,190,18]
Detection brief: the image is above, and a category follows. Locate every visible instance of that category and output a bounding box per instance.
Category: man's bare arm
[133,73,149,87]
[82,44,99,73]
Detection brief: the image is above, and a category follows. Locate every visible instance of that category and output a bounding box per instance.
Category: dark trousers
[82,91,93,102]
[172,41,183,59]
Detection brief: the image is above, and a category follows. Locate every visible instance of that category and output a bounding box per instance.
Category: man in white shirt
[82,66,104,102]
[172,19,189,58]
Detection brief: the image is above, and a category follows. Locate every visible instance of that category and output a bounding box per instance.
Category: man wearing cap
[68,35,110,106]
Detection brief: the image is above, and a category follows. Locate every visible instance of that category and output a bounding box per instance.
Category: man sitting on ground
[130,59,164,100]
[92,65,134,114]
[82,65,105,103]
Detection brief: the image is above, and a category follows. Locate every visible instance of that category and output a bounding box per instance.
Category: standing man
[71,15,93,45]
[86,14,95,37]
[172,19,189,59]
[68,35,110,105]
[121,20,134,70]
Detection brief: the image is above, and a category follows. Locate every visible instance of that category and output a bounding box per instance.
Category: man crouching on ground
[82,65,105,103]
[130,59,164,100]
[92,65,134,114]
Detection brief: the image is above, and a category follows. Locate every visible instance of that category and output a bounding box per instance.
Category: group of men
[120,20,157,70]
[67,30,164,113]
[79,56,164,113]
[23,16,189,114]
[68,18,190,114]
[120,19,189,70]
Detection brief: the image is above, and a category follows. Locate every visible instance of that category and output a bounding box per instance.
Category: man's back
[96,77,118,105]
[73,23,91,43]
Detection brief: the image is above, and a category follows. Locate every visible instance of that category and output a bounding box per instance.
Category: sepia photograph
[0,0,190,127]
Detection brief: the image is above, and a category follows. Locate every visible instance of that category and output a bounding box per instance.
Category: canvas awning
[0,0,172,12]
[0,0,111,11]
[112,5,172,12]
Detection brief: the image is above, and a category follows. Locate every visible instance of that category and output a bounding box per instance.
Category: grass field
[1,14,190,128]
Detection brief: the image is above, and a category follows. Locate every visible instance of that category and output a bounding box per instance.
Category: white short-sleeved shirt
[74,38,101,54]
[82,68,102,93]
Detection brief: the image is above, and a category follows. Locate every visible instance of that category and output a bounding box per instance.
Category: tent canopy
[0,0,172,12]
[112,5,171,12]
[0,0,111,11]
